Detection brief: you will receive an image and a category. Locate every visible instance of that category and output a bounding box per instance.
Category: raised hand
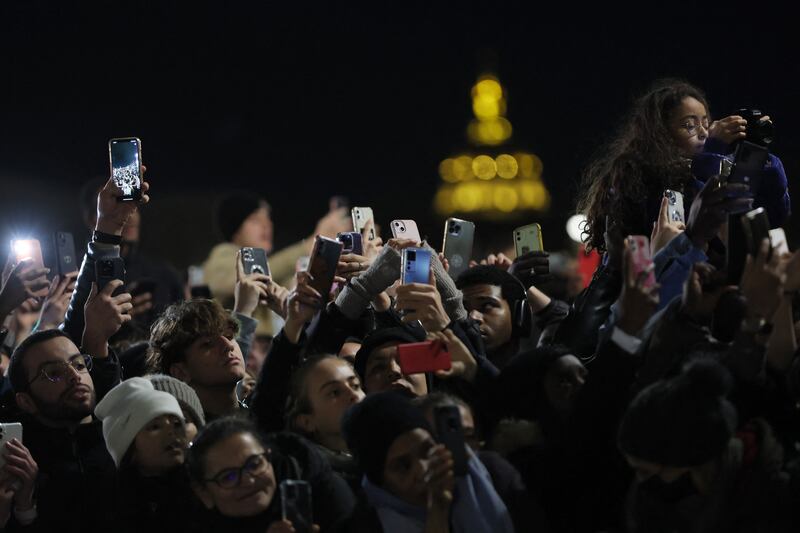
[681,262,732,324]
[740,238,785,321]
[37,272,78,330]
[685,176,752,249]
[425,444,455,513]
[615,239,660,335]
[650,195,685,256]
[395,270,450,332]
[708,115,747,145]
[429,329,478,382]
[95,165,150,236]
[0,259,50,317]
[284,271,323,343]
[82,281,133,357]
[2,439,37,514]
[233,250,270,318]
[508,251,549,289]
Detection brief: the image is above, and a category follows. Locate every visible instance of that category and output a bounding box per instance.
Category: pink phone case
[628,235,656,288]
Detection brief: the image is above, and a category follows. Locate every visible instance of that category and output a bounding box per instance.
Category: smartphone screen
[108,137,142,201]
[11,239,44,270]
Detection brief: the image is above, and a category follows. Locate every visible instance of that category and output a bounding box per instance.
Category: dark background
[1,2,798,274]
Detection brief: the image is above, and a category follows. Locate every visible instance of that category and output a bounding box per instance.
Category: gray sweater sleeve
[422,242,468,322]
[335,246,401,320]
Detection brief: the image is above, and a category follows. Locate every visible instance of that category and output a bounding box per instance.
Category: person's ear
[191,482,215,510]
[294,413,316,435]
[169,362,191,383]
[15,392,38,415]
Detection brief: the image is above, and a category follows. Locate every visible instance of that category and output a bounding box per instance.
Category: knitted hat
[95,377,184,467]
[342,391,431,485]
[618,359,738,467]
[353,326,426,382]
[216,193,265,242]
[147,374,206,427]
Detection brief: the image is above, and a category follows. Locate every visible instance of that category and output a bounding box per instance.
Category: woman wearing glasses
[186,417,355,532]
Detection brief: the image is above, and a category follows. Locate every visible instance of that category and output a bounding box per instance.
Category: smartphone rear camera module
[252,266,265,274]
[407,250,416,261]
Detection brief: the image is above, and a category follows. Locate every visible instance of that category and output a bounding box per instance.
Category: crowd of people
[0,78,798,532]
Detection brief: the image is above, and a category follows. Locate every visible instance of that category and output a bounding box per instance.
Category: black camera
[738,108,774,147]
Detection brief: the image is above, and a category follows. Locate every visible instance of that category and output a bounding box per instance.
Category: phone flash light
[12,240,33,259]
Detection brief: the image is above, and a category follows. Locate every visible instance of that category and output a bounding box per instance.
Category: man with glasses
[5,328,123,531]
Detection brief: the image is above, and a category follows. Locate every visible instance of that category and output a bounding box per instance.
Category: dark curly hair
[576,79,709,252]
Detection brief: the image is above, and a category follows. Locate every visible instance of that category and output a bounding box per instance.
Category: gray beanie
[147,374,206,427]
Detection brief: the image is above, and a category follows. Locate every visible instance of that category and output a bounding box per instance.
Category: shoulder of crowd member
[201,242,238,296]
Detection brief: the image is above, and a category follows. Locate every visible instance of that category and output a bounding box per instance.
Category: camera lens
[407,250,416,261]
[454,225,461,233]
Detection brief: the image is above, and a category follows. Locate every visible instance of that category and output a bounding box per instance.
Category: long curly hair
[576,79,709,252]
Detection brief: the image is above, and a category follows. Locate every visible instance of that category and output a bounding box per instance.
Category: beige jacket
[203,240,308,336]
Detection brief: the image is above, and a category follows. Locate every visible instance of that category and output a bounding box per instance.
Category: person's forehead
[675,96,707,118]
[461,284,502,300]
[25,336,80,370]
[205,432,264,471]
[386,428,431,461]
[311,359,355,386]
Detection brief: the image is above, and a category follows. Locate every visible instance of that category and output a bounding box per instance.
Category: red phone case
[397,341,451,374]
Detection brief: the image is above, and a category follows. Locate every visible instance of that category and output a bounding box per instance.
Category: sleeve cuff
[611,326,642,354]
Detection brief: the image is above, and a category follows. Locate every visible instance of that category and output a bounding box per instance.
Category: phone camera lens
[407,250,416,261]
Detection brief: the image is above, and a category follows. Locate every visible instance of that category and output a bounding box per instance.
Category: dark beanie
[342,391,431,485]
[618,359,738,467]
[353,326,426,382]
[216,193,266,242]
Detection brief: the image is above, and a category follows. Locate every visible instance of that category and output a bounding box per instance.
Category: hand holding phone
[337,232,364,256]
[513,223,543,256]
[95,258,126,292]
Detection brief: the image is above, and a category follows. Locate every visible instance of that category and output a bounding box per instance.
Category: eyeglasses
[205,451,272,489]
[678,117,710,137]
[28,354,93,386]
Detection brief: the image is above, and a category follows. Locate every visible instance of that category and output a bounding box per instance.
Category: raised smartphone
[741,207,772,259]
[11,239,44,270]
[513,223,543,257]
[397,340,451,374]
[188,266,212,299]
[0,423,23,468]
[53,232,78,276]
[769,228,789,256]
[351,207,376,241]
[627,235,655,289]
[442,218,475,279]
[280,479,312,533]
[240,247,270,276]
[401,248,432,285]
[337,232,363,256]
[433,405,469,476]
[664,189,685,224]
[95,257,126,292]
[390,219,422,243]
[108,137,143,202]
[307,236,343,302]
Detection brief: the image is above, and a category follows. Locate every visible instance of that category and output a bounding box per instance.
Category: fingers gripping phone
[664,190,685,224]
[397,340,451,374]
[280,480,312,533]
[11,239,44,270]
[627,235,656,289]
[434,406,469,476]
[401,248,432,285]
[54,232,78,276]
[240,247,271,276]
[391,219,422,243]
[337,232,364,256]
[95,257,126,292]
[514,223,543,257]
[442,218,475,280]
[351,207,376,241]
[307,236,343,302]
[108,137,143,202]
[0,423,23,468]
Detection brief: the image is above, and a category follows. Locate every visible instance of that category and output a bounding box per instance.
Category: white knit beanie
[95,377,184,467]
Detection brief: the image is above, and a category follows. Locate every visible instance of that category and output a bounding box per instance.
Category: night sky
[1,2,798,271]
